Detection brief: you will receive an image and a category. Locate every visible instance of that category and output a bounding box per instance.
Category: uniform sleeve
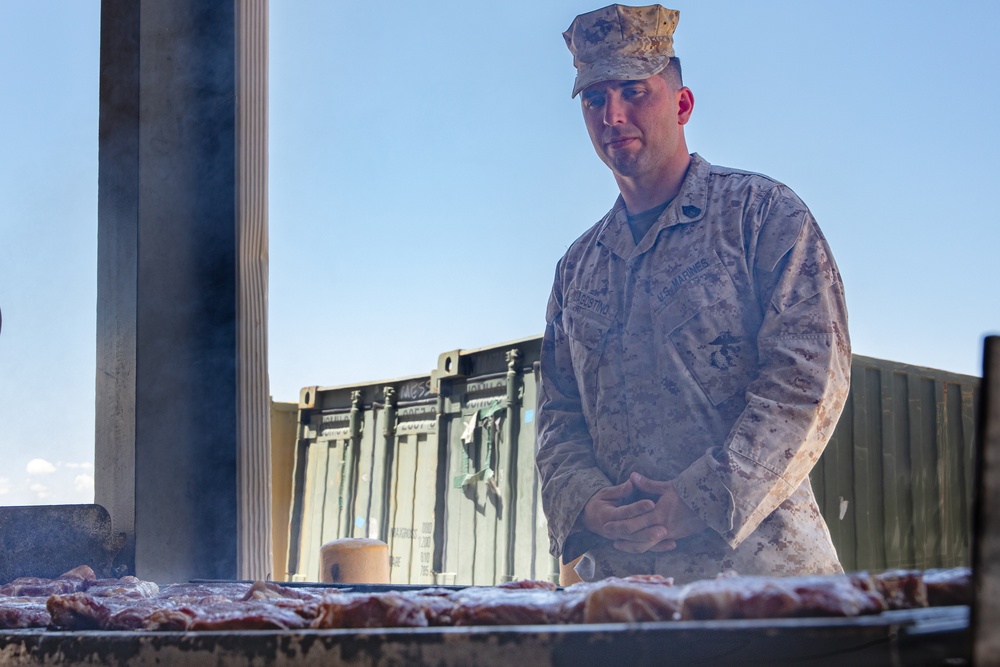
[673,186,851,548]
[535,260,614,560]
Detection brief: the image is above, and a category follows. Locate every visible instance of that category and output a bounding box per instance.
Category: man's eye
[622,88,643,100]
[584,97,605,109]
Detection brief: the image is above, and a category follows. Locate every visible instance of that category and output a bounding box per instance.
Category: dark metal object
[973,335,1000,663]
[189,579,469,594]
[0,607,970,666]
[0,505,125,581]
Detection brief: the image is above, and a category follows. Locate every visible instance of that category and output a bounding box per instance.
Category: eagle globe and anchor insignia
[708,330,742,371]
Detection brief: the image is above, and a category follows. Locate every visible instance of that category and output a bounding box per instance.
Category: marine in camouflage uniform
[536,4,850,583]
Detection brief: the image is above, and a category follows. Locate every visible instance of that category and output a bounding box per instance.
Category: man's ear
[677,87,694,125]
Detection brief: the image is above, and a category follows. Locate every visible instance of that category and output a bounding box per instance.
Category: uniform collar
[597,153,711,260]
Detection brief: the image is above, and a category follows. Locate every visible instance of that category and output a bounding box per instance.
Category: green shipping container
[288,378,443,585]
[285,337,980,584]
[813,355,979,571]
[432,339,555,585]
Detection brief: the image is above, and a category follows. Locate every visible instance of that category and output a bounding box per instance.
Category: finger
[612,538,662,554]
[614,532,676,553]
[604,520,669,543]
[599,478,635,501]
[609,498,655,520]
[649,539,677,552]
[601,504,657,536]
[602,516,650,539]
[630,472,672,494]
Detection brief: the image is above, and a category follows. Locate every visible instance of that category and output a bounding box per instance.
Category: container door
[385,400,439,585]
[354,404,384,541]
[513,366,559,582]
[443,378,510,585]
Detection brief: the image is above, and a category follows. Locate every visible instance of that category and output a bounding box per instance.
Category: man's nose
[603,95,626,126]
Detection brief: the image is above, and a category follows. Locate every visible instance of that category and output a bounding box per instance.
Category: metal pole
[973,335,1000,663]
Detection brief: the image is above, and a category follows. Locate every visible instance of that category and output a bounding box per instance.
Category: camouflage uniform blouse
[536,154,850,583]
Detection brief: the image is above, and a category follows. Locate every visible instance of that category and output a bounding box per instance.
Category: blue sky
[1,1,998,506]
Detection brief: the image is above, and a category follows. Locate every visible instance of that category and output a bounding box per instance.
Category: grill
[1,341,994,666]
[0,605,971,666]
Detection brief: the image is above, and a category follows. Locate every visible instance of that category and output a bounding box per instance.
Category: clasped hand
[581,472,707,553]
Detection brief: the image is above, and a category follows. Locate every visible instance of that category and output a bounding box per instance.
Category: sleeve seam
[728,446,798,495]
[759,332,833,343]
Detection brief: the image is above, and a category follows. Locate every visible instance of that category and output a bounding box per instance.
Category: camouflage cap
[563,4,680,98]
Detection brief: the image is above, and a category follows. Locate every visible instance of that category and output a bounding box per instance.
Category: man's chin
[609,157,643,177]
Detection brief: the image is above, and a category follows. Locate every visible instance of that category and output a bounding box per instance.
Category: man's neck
[616,152,692,214]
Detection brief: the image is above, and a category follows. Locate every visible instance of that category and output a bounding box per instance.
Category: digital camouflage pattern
[564,4,679,98]
[536,154,850,584]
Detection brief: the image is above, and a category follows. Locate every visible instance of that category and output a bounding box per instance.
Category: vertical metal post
[973,335,1000,663]
[95,0,140,577]
[433,391,449,576]
[346,390,363,535]
[503,348,522,581]
[234,0,272,582]
[95,0,270,582]
[380,386,398,544]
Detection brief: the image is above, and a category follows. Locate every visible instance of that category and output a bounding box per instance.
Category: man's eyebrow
[601,80,644,92]
[583,80,646,99]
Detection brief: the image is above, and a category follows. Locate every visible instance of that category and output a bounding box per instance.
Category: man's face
[580,74,692,182]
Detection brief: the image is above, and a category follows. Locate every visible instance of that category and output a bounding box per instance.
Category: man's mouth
[606,136,639,150]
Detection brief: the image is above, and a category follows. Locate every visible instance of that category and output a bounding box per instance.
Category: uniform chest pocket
[652,256,756,406]
[563,302,613,349]
[562,300,615,401]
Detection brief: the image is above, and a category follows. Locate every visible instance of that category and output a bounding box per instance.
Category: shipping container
[288,376,446,585]
[285,337,980,584]
[432,338,555,585]
[813,356,979,571]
